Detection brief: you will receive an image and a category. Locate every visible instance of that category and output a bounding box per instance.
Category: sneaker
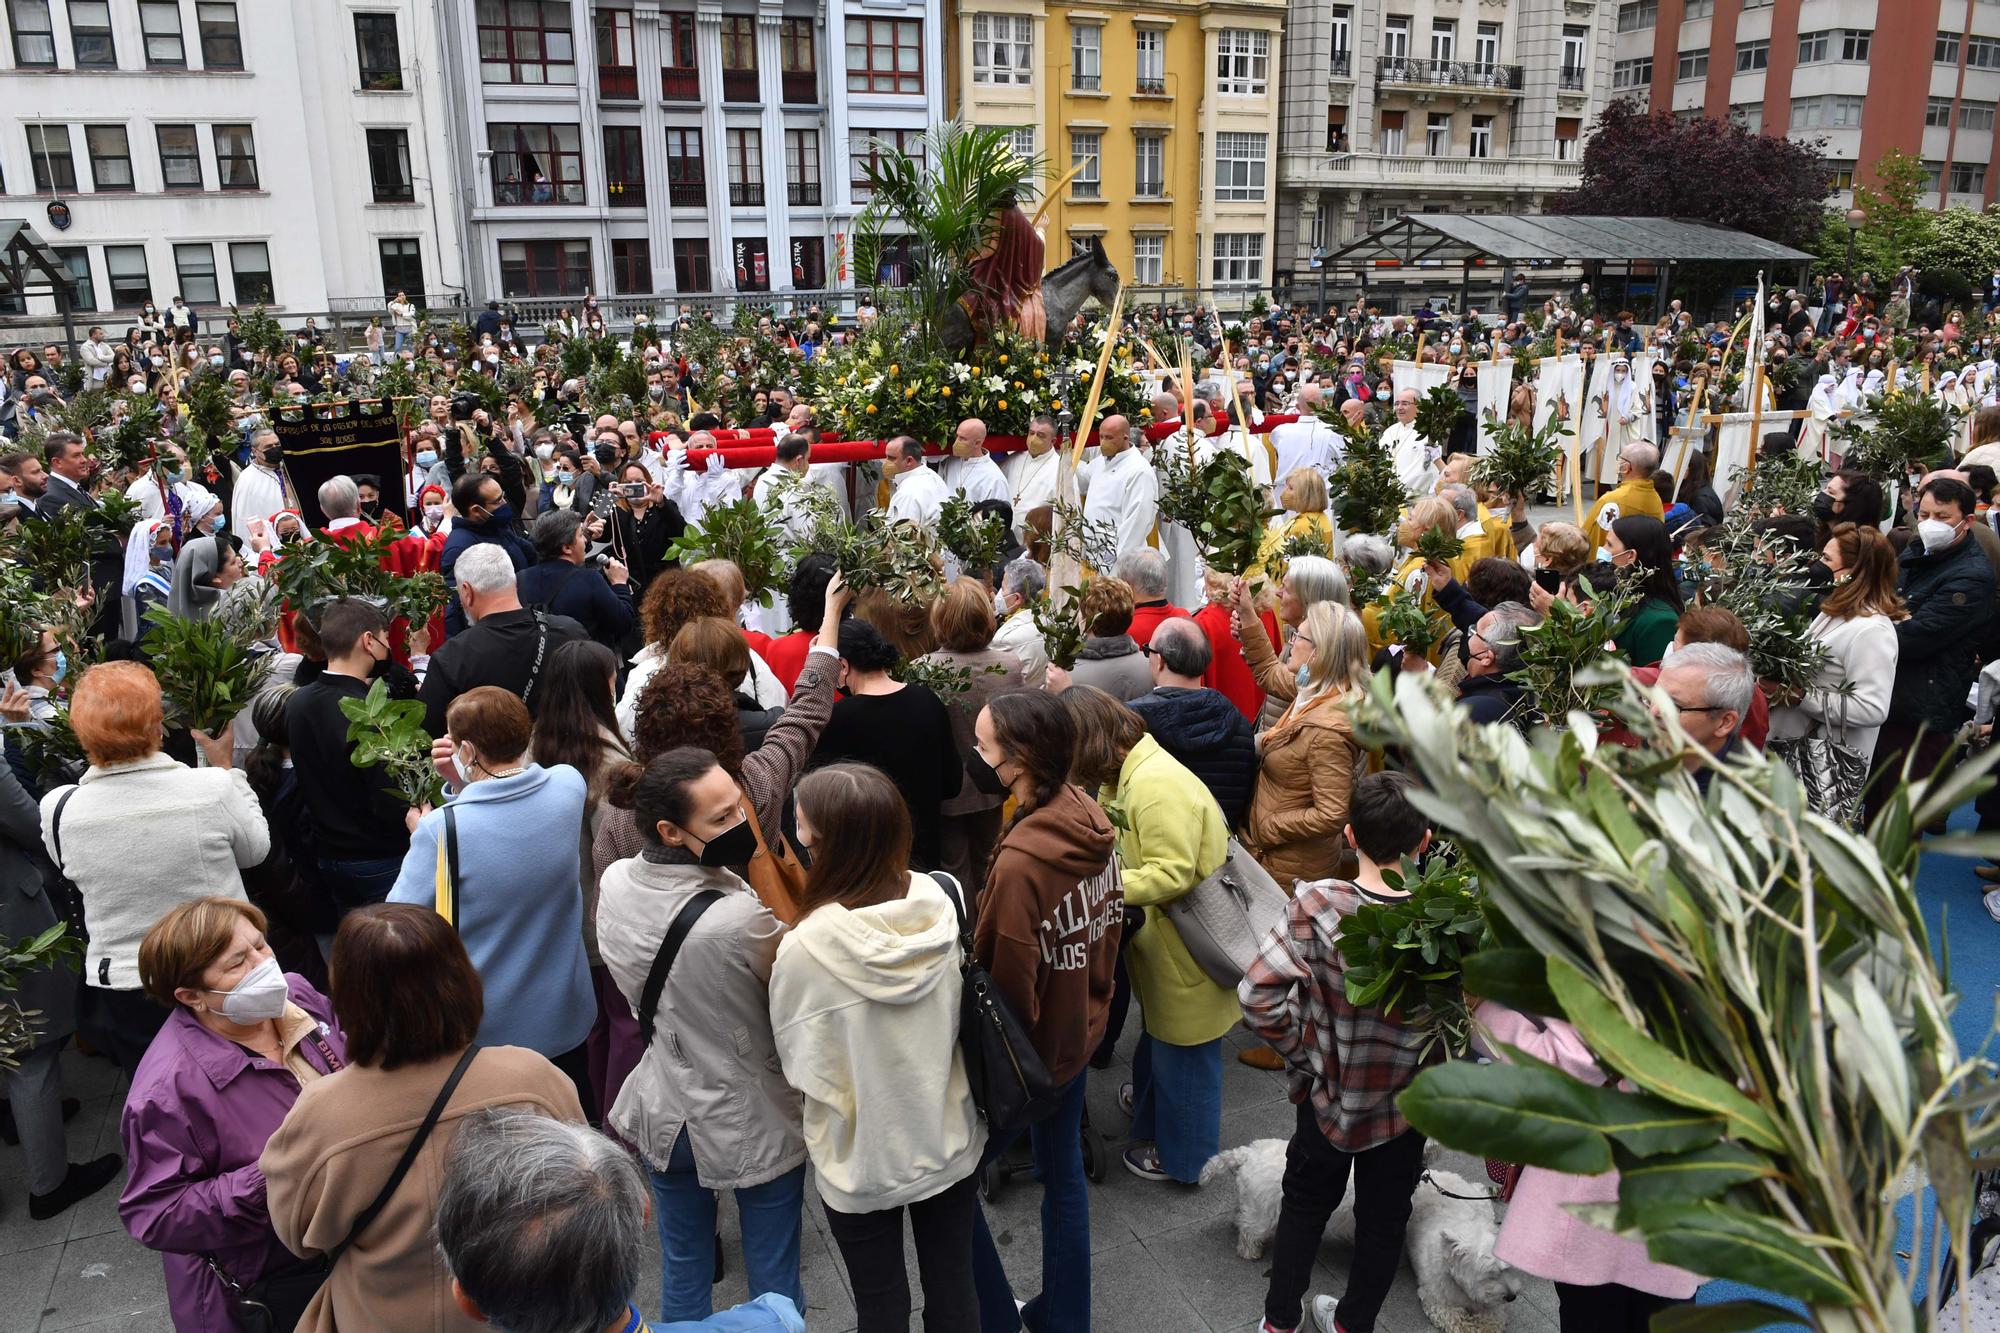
[1122,1145,1171,1181]
[1238,1045,1285,1071]
[1984,888,2000,924]
[1307,1296,1348,1333]
[29,1153,121,1221]
[1259,1323,1297,1333]
[1119,1082,1134,1116]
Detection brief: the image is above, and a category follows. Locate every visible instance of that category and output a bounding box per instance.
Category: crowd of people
[0,260,1993,1333]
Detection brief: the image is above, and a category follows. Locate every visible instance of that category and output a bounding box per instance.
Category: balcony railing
[606,179,645,206]
[788,181,822,206]
[729,181,765,206]
[662,67,698,100]
[1073,73,1101,91]
[1558,66,1586,90]
[1317,153,1581,184]
[722,68,758,102]
[1375,56,1524,91]
[1331,49,1351,76]
[599,65,637,99]
[782,69,816,102]
[1136,75,1166,93]
[667,179,705,206]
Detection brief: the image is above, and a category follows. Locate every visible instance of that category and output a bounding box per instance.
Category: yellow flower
[999,354,1010,365]
[1034,369,1045,380]
[866,404,877,414]
[998,399,1008,410]
[1052,400,1065,411]
[942,386,953,397]
[905,387,917,398]
[889,364,900,375]
[1013,380,1024,390]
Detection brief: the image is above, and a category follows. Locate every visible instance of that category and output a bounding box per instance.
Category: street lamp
[1845,206,1867,276]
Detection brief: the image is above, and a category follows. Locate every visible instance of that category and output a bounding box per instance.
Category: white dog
[1200,1139,1522,1333]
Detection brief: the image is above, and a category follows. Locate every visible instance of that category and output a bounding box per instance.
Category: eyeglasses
[1672,703,1727,715]
[1137,644,1160,658]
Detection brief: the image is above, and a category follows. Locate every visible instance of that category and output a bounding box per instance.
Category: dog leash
[1420,1169,1502,1203]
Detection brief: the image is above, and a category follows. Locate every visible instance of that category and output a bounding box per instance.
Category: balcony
[1073,73,1101,91]
[782,69,816,103]
[723,67,758,102]
[788,181,822,206]
[1375,56,1524,93]
[1136,75,1166,93]
[1558,66,1586,91]
[668,179,705,206]
[1292,152,1580,190]
[662,66,698,100]
[729,181,765,206]
[1330,50,1351,77]
[599,65,637,100]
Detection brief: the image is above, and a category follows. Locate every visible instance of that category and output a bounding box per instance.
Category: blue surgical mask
[165,466,186,483]
[554,470,574,486]
[415,449,438,469]
[1295,664,1311,689]
[209,354,224,367]
[50,650,66,685]
[210,514,227,535]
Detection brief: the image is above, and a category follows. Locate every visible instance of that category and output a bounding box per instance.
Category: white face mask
[452,746,475,785]
[993,590,1011,618]
[204,955,288,1023]
[1918,517,1962,553]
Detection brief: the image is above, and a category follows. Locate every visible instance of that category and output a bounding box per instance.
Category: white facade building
[435,0,945,303]
[0,0,464,323]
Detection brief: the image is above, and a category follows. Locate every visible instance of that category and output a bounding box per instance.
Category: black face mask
[1811,491,1837,523]
[360,499,382,520]
[692,818,759,868]
[967,748,1012,797]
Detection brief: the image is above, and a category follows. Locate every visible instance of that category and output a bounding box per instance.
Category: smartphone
[1534,567,1564,594]
[619,482,648,500]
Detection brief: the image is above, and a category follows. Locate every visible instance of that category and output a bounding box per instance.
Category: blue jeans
[650,1129,806,1323]
[393,328,410,354]
[315,856,405,955]
[1129,1033,1223,1183]
[970,1073,1091,1332]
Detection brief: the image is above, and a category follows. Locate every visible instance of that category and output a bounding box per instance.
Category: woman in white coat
[1767,523,1903,768]
[1801,373,1839,464]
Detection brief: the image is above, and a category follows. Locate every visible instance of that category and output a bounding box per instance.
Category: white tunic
[1077,446,1159,561]
[229,463,293,534]
[885,463,951,526]
[1267,416,1343,484]
[1380,421,1436,497]
[942,454,1013,507]
[1004,448,1061,536]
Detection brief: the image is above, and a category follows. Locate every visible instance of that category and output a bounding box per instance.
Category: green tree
[1848,148,1932,275]
[1904,207,2000,304]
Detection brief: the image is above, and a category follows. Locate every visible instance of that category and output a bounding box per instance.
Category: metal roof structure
[1324,214,1816,268]
[0,219,79,302]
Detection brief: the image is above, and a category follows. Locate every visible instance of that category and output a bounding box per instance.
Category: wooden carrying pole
[1068,284,1126,468]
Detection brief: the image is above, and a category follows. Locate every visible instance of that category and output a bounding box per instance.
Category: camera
[563,410,592,441]
[449,391,482,421]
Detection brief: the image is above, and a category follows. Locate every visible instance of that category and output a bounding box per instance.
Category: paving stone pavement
[2,1022,1559,1333]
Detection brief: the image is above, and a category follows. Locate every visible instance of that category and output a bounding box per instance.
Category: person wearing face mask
[169,523,246,622]
[914,578,1028,895]
[7,627,67,725]
[389,687,597,1111]
[1767,523,1902,771]
[119,897,343,1332]
[120,516,178,635]
[440,471,537,636]
[125,444,220,525]
[1868,477,1996,824]
[1004,414,1063,540]
[230,428,293,535]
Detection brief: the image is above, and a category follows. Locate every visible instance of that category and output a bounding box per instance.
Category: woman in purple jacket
[119,897,347,1331]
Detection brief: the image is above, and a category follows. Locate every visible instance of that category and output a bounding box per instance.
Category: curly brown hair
[640,568,729,653]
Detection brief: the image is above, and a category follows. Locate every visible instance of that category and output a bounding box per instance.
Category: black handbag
[932,872,1060,1135]
[210,1044,483,1331]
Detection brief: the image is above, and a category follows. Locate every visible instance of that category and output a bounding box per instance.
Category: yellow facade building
[945,0,1283,299]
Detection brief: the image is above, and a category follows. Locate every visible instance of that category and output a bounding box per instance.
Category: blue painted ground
[1694,803,1991,1329]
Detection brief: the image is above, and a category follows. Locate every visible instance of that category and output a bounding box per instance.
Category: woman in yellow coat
[1246,468,1338,588]
[1062,685,1233,1185]
[1362,495,1458,654]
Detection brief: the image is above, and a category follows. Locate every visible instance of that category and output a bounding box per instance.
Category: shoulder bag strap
[929,870,970,944]
[440,806,461,930]
[521,609,550,706]
[638,888,725,1049]
[325,1044,481,1268]
[48,785,79,871]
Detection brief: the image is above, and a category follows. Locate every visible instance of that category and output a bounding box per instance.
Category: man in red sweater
[1114,549,1190,647]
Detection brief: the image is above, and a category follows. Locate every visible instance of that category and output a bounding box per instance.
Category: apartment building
[0,0,463,319]
[1276,0,1617,288]
[436,0,943,301]
[947,0,1285,295]
[1614,0,2000,209]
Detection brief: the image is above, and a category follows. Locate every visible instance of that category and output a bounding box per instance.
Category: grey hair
[434,1111,650,1333]
[532,509,585,562]
[1440,484,1479,524]
[1113,548,1170,600]
[1661,641,1755,721]
[455,542,520,596]
[318,475,359,520]
[1478,601,1541,676]
[1342,533,1395,578]
[1150,616,1212,676]
[1002,557,1046,602]
[1285,554,1349,608]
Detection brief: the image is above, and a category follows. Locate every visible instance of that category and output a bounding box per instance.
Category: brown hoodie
[974,784,1124,1085]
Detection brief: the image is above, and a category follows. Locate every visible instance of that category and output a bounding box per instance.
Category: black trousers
[548,1040,599,1126]
[823,1173,979,1333]
[80,985,170,1081]
[1263,1099,1427,1333]
[1865,719,1958,829]
[1554,1280,1687,1333]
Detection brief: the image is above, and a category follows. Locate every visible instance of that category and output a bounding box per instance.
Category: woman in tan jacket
[262,905,584,1332]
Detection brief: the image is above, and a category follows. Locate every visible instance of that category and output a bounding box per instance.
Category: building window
[1378,108,1405,154]
[499,239,592,297]
[1616,0,1656,32]
[673,238,711,292]
[1070,131,1100,197]
[355,12,401,88]
[1211,232,1263,285]
[1953,162,1987,193]
[68,0,114,66]
[1383,16,1408,59]
[366,127,413,202]
[104,244,150,307]
[8,0,53,65]
[1731,102,1761,133]
[197,2,240,69]
[1829,95,1864,127]
[1007,126,1034,161]
[1826,160,1855,190]
[1424,112,1451,156]
[785,128,821,206]
[173,242,218,304]
[1469,114,1493,158]
[1474,21,1499,67]
[1797,30,1826,63]
[661,12,696,98]
[1964,101,1997,131]
[55,247,94,310]
[849,127,923,198]
[665,127,703,205]
[85,125,132,192]
[719,16,755,101]
[1429,17,1453,61]
[1071,24,1100,91]
[1555,117,1579,160]
[1133,234,1163,284]
[26,125,74,191]
[215,123,258,189]
[1971,37,2000,68]
[726,127,764,207]
[379,237,423,298]
[488,122,583,203]
[972,13,1031,86]
[1214,135,1267,201]
[1612,57,1650,88]
[138,0,184,65]
[1840,30,1870,61]
[1937,31,1960,64]
[1216,29,1268,95]
[1134,133,1163,197]
[595,7,634,97]
[1734,40,1767,72]
[1683,0,1711,17]
[1136,27,1164,90]
[1923,159,1944,193]
[1677,50,1706,79]
[611,237,650,294]
[780,17,814,102]
[1325,106,1347,151]
[603,125,645,206]
[1926,96,1956,127]
[475,0,574,85]
[156,124,202,189]
[845,18,922,94]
